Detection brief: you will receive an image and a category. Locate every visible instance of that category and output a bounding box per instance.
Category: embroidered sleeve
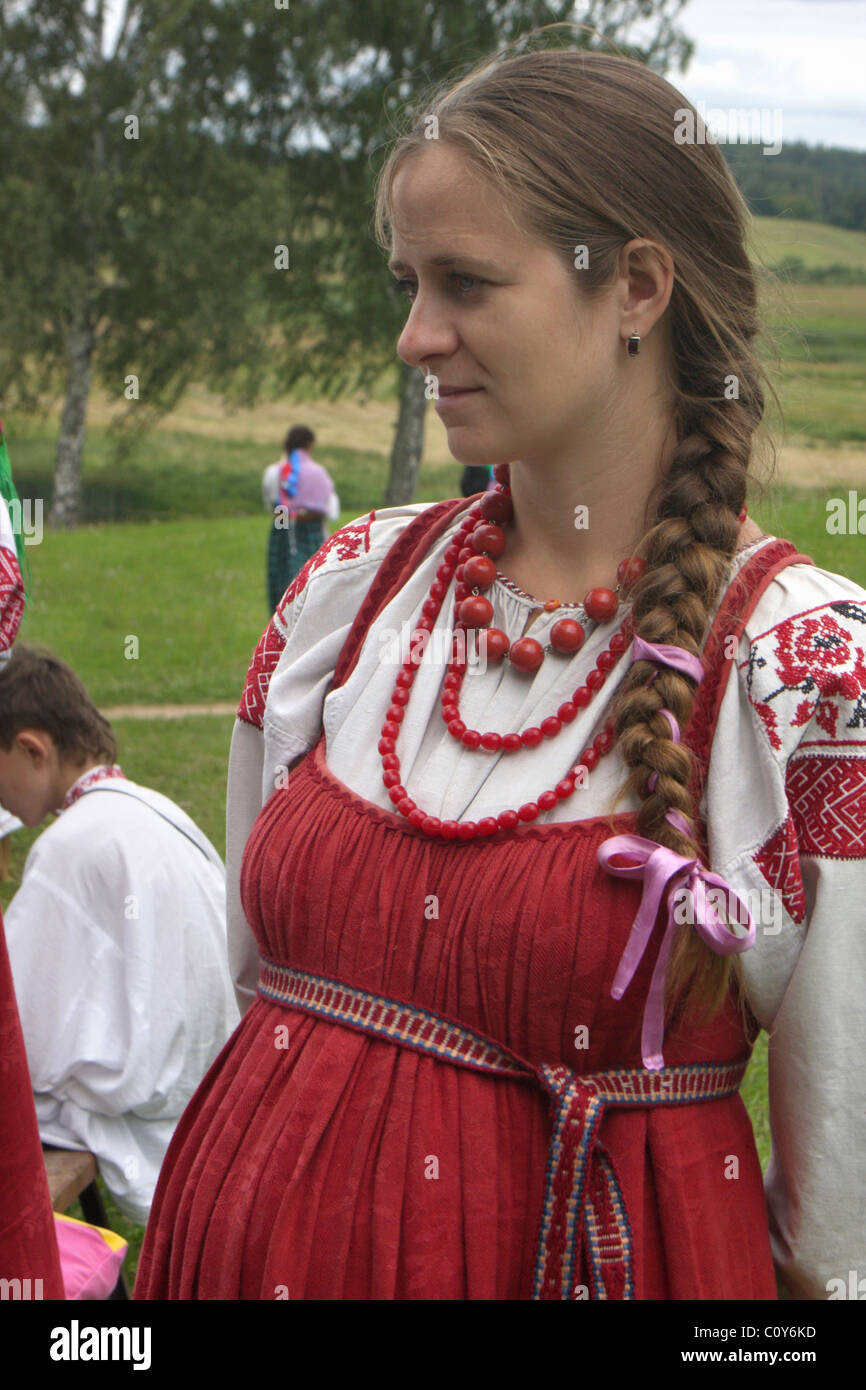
[735,578,866,1299]
[237,510,379,731]
[227,503,434,1009]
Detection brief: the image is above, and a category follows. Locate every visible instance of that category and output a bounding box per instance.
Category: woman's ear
[616,238,675,343]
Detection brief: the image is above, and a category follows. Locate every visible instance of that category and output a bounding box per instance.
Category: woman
[0,418,64,1298]
[136,45,866,1300]
[262,425,339,612]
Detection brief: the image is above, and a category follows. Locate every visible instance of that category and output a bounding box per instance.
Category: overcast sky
[670,0,866,151]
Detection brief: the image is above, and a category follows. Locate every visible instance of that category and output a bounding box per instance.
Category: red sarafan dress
[0,906,65,1298]
[136,501,803,1301]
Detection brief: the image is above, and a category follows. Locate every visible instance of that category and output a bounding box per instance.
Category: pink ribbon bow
[596,834,756,1071]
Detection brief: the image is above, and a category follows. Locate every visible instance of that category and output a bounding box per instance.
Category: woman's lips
[434,388,483,413]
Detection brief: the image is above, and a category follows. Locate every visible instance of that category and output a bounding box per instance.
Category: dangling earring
[626,332,641,357]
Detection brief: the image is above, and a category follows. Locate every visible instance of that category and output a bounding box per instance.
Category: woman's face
[389,142,622,472]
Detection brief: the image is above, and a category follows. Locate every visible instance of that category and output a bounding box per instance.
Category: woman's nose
[396,295,458,369]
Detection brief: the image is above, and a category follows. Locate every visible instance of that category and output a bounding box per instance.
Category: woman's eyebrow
[387,253,506,274]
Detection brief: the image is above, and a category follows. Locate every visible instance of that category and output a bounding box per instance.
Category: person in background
[460,463,497,496]
[0,419,65,1298]
[262,425,340,613]
[0,644,240,1225]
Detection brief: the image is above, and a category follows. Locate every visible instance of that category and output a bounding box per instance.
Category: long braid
[607,333,765,1020]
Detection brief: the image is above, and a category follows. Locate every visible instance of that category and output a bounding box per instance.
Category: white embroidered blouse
[228,501,866,1302]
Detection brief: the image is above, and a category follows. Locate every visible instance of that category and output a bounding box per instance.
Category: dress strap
[258,958,747,1301]
[331,495,473,692]
[684,538,814,798]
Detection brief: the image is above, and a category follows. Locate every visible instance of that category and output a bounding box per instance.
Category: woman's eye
[389,272,482,302]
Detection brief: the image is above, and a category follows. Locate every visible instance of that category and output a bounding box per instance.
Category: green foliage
[725,141,866,233]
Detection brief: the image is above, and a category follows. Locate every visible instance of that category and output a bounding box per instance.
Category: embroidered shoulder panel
[274,511,376,626]
[752,814,807,924]
[744,599,866,753]
[237,619,286,729]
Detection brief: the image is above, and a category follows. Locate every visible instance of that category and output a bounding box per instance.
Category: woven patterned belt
[257,958,748,1300]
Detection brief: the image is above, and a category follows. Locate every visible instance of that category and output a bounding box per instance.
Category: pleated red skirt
[134,728,776,1300]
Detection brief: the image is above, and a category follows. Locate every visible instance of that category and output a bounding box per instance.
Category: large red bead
[586,669,606,692]
[478,628,509,662]
[538,790,558,811]
[509,637,545,672]
[584,587,619,623]
[480,731,503,751]
[421,816,441,836]
[477,817,499,836]
[462,555,497,589]
[440,820,460,839]
[458,595,494,627]
[596,650,617,671]
[550,618,585,654]
[518,802,539,822]
[470,523,506,558]
[557,701,577,723]
[502,733,522,752]
[479,490,513,523]
[457,822,478,840]
[541,716,562,739]
[616,556,647,590]
[496,809,519,830]
[460,729,482,748]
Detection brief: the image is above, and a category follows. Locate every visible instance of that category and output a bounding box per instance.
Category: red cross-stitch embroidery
[786,754,866,859]
[237,619,286,730]
[752,813,806,923]
[0,544,25,653]
[746,602,866,751]
[238,514,377,729]
[274,512,376,625]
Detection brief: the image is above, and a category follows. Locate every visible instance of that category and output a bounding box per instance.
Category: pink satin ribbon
[596,834,756,1071]
[631,635,705,686]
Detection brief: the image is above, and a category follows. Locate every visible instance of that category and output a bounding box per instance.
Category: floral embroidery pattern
[745,602,866,751]
[275,512,376,625]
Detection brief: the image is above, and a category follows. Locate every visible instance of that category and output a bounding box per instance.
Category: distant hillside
[748,215,866,284]
[724,141,866,233]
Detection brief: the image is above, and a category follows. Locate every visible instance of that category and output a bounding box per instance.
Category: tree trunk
[49,311,95,529]
[384,362,427,507]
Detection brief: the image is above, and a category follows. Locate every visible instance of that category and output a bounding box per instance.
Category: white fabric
[5,772,240,1224]
[0,803,22,837]
[227,500,866,1300]
[0,493,17,557]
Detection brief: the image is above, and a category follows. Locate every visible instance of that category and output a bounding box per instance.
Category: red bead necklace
[377,478,646,840]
